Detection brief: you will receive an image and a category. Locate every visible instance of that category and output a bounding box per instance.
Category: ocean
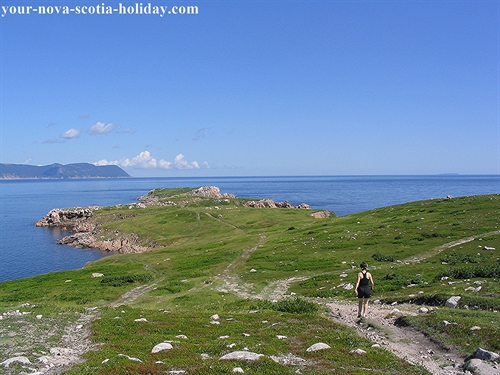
[0,175,499,282]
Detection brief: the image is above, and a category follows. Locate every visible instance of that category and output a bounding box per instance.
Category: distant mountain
[0,163,130,179]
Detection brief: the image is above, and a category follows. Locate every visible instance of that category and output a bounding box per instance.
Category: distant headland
[0,162,130,180]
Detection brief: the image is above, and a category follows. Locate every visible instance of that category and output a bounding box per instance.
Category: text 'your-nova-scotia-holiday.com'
[1,3,199,17]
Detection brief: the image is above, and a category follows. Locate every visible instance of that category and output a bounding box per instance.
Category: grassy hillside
[0,189,498,374]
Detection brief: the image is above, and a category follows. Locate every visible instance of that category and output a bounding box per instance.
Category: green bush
[437,264,500,280]
[372,253,396,262]
[440,253,484,265]
[100,274,153,287]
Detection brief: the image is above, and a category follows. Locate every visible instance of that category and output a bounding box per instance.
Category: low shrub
[372,253,396,262]
[440,253,485,265]
[100,274,153,287]
[436,264,500,280]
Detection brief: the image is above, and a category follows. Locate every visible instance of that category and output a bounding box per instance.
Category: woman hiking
[355,262,374,318]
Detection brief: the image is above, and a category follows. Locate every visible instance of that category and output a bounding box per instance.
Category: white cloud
[61,128,80,139]
[89,122,119,135]
[94,151,209,171]
[173,154,201,169]
[158,159,172,169]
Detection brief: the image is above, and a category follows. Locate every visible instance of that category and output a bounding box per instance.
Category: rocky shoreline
[35,186,322,254]
[35,206,149,254]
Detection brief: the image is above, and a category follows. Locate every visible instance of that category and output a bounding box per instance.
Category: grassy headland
[0,189,499,374]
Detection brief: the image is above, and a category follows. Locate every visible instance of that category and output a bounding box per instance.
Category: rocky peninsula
[35,186,319,253]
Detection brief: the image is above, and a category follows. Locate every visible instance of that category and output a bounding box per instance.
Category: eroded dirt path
[402,230,500,264]
[212,232,500,375]
[326,301,465,375]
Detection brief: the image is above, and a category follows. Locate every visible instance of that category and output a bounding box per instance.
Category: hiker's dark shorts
[357,286,372,299]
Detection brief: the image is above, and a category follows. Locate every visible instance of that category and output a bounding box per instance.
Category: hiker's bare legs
[363,299,370,317]
[358,299,364,317]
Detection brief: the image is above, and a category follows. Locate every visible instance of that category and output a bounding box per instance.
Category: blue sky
[0,0,498,176]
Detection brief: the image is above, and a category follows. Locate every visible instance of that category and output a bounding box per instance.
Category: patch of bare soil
[0,307,100,375]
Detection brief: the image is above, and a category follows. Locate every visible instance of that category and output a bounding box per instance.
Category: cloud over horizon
[94,151,208,170]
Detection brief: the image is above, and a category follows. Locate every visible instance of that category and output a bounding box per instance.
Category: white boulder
[445,296,461,308]
[152,342,174,353]
[219,351,264,361]
[306,342,331,352]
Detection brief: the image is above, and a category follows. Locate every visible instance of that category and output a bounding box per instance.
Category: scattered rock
[445,296,461,308]
[418,307,429,314]
[270,353,307,366]
[350,348,367,355]
[306,343,331,352]
[465,358,499,375]
[134,318,148,322]
[474,348,500,361]
[470,326,482,331]
[152,342,173,353]
[232,367,245,373]
[343,283,354,290]
[1,356,31,367]
[118,353,142,362]
[219,351,264,361]
[91,273,104,278]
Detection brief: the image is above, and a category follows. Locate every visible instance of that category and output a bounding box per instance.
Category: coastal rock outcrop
[310,210,331,218]
[244,199,310,209]
[35,207,96,228]
[191,186,235,199]
[57,232,148,253]
[36,206,148,253]
[138,186,236,206]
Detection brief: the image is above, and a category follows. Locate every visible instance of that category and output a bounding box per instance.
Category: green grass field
[1,189,498,374]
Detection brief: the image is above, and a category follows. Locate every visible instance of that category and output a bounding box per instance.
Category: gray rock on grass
[445,296,461,308]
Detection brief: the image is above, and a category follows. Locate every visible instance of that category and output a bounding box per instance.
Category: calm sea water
[1,175,499,282]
